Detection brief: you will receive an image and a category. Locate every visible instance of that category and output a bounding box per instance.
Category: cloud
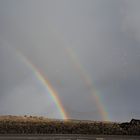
[0,0,140,121]
[121,0,140,42]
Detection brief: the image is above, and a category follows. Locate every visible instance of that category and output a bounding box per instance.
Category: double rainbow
[48,25,110,121]
[16,46,110,121]
[9,36,110,121]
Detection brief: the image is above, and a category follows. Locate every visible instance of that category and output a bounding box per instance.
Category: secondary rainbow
[65,47,110,121]
[15,48,68,120]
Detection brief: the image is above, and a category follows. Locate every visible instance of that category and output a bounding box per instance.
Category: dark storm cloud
[0,0,140,121]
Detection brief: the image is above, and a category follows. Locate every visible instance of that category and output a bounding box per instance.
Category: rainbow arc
[15,49,68,120]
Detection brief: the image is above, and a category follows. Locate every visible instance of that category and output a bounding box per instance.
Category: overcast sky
[0,0,140,121]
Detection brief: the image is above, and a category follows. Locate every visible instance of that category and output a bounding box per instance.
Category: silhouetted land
[0,116,139,135]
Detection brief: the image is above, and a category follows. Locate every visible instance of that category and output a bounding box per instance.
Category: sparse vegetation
[0,116,139,135]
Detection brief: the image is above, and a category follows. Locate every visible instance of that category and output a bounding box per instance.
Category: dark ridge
[119,119,140,135]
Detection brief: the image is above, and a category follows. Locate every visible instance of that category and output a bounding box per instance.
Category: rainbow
[65,47,110,121]
[48,25,110,121]
[14,48,68,120]
[6,31,110,121]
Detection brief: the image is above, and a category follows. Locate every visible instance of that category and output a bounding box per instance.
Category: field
[0,116,139,135]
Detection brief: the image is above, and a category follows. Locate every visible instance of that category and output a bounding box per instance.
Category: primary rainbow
[15,48,68,120]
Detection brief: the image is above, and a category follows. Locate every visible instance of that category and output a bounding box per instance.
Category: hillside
[0,116,139,135]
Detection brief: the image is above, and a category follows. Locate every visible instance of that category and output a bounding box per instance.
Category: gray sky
[0,0,140,121]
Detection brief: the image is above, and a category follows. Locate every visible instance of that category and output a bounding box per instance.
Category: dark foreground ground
[0,134,140,140]
[0,116,140,135]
